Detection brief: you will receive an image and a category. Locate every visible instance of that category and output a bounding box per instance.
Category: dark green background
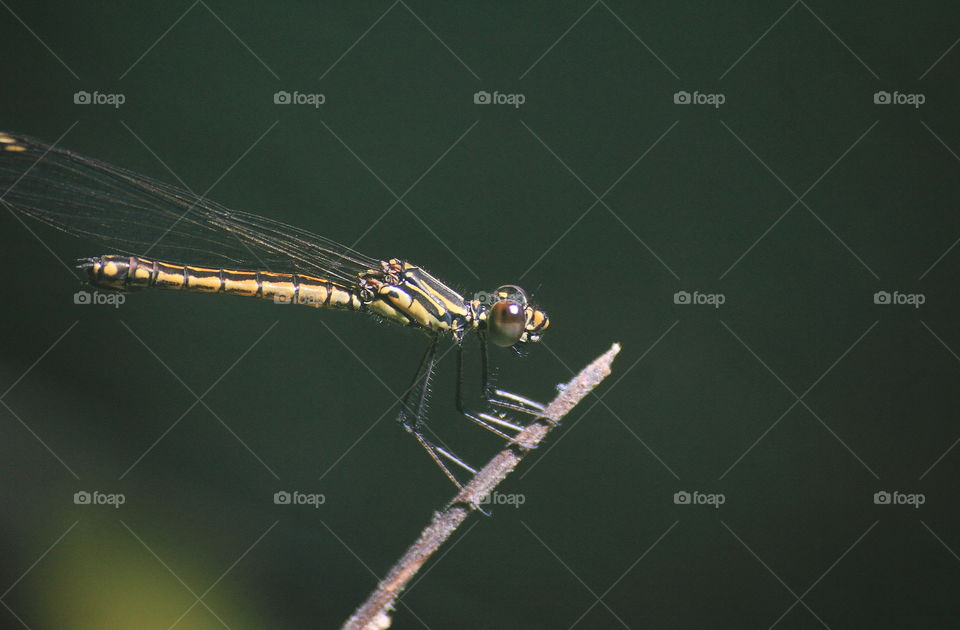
[2,2,959,628]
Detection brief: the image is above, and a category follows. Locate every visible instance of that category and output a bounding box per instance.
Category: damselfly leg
[455,332,547,441]
[479,332,548,417]
[398,332,547,489]
[397,334,477,489]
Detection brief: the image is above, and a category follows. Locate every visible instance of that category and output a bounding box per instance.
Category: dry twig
[341,342,622,630]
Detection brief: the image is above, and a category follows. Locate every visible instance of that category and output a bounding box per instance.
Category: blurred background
[1,2,959,628]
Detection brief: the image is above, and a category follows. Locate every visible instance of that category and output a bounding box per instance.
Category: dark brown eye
[487,300,525,347]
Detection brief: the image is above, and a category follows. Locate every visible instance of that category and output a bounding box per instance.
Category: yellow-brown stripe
[83,255,363,311]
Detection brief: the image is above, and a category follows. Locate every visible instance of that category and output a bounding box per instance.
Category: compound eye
[487,300,526,347]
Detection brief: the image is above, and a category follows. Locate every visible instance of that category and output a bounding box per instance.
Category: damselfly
[0,132,550,488]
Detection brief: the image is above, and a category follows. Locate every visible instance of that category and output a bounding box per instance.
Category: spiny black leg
[455,332,547,439]
[456,340,523,439]
[411,431,477,490]
[491,388,547,414]
[410,334,438,433]
[480,330,493,399]
[477,332,549,418]
[397,335,437,431]
[397,334,476,489]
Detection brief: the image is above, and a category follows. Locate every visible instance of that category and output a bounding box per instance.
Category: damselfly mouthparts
[0,132,550,488]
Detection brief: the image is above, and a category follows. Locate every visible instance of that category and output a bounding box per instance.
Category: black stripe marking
[406,283,445,319]
[126,256,137,290]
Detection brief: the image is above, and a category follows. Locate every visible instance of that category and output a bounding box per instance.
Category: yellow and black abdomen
[82,255,364,310]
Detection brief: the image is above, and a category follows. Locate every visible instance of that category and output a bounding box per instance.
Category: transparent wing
[0,132,380,284]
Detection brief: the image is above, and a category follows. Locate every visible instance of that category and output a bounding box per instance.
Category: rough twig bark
[341,342,622,630]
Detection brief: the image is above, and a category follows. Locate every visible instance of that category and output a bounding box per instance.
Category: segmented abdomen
[81,255,363,310]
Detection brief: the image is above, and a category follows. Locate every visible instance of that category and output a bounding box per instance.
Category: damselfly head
[522,304,550,343]
[486,285,549,347]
